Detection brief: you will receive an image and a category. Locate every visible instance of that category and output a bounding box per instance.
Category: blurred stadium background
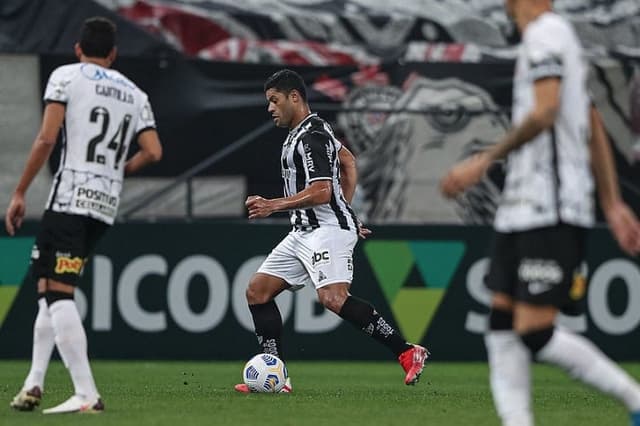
[1,0,640,424]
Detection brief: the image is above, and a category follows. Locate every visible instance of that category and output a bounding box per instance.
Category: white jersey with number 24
[44,62,156,224]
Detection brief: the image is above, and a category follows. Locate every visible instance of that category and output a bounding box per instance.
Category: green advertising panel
[0,237,34,327]
[1,222,639,360]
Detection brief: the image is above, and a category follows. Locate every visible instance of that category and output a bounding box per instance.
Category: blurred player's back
[44,62,155,224]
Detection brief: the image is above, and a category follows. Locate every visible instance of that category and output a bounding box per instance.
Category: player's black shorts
[31,210,109,286]
[485,223,587,310]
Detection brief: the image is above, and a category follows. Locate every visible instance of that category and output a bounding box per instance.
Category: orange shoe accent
[234,377,292,394]
[234,383,251,393]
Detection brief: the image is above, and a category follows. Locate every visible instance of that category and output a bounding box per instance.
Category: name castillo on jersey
[280,113,358,232]
[44,62,156,225]
[494,12,594,232]
[95,84,134,104]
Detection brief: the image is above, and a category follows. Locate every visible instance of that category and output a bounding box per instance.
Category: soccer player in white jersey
[234,69,428,393]
[441,1,640,425]
[5,17,162,413]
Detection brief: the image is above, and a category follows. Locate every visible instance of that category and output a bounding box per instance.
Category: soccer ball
[242,353,288,393]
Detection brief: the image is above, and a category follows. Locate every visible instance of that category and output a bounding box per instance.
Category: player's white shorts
[257,227,357,290]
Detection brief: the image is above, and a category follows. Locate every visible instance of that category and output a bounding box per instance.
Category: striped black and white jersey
[494,12,594,232]
[280,113,358,232]
[43,62,156,225]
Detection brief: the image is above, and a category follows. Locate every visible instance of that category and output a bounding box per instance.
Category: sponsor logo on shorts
[518,258,563,285]
[312,250,330,266]
[528,281,552,295]
[570,272,587,300]
[31,245,40,260]
[318,270,327,282]
[54,256,84,275]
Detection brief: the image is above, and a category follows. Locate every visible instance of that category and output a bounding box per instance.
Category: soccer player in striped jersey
[5,17,162,413]
[235,69,428,393]
[441,1,640,425]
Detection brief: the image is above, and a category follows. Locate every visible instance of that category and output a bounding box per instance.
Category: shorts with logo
[485,223,587,311]
[32,210,110,286]
[257,227,357,290]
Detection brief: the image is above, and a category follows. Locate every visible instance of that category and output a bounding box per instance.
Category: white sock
[537,327,640,412]
[23,298,55,391]
[485,330,534,426]
[49,300,99,401]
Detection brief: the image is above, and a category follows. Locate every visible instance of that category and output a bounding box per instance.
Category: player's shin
[249,300,284,359]
[338,296,412,356]
[23,296,55,391]
[528,326,640,413]
[485,308,533,426]
[47,293,99,401]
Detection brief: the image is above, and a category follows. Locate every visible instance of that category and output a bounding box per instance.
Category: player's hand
[5,192,26,236]
[440,153,491,199]
[604,200,640,256]
[245,195,274,219]
[358,222,372,239]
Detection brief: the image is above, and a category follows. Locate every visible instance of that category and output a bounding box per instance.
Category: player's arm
[247,131,334,218]
[486,78,560,161]
[337,145,371,238]
[589,106,640,255]
[440,77,560,198]
[5,102,65,236]
[338,145,357,203]
[124,129,162,176]
[246,181,331,219]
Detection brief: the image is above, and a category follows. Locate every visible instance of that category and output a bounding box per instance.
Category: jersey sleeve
[300,131,333,182]
[524,20,565,81]
[43,66,74,104]
[135,95,157,135]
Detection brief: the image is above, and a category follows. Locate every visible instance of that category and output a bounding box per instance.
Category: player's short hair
[79,17,116,58]
[264,69,307,101]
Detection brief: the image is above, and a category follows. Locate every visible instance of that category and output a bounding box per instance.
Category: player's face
[266,88,294,128]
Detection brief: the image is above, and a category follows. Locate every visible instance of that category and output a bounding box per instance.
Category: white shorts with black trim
[257,227,357,290]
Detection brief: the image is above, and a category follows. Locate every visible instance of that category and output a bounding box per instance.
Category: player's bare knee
[37,278,48,295]
[246,284,267,305]
[318,288,348,313]
[46,279,75,295]
[492,293,514,312]
[246,277,273,305]
[514,303,557,334]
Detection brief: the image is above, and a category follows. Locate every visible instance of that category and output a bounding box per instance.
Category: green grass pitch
[0,361,637,425]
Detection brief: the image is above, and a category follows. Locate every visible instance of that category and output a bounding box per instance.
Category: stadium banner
[38,54,640,224]
[1,222,639,361]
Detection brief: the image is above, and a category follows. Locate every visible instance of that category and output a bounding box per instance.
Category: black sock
[248,300,283,359]
[338,296,412,357]
[488,308,513,331]
[520,326,554,355]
